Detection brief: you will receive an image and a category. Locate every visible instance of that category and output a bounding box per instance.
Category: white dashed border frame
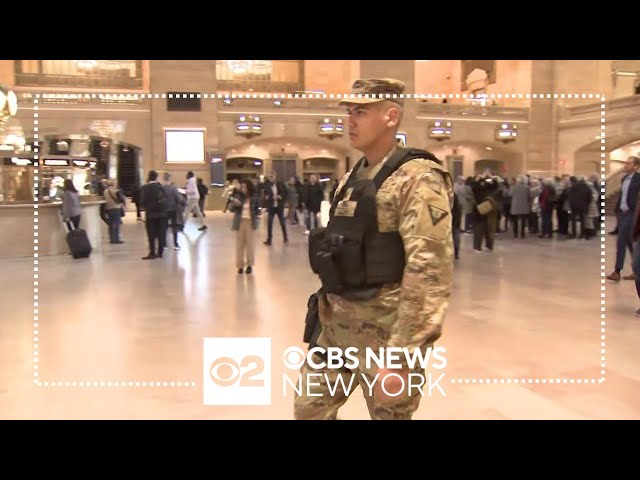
[32,92,605,387]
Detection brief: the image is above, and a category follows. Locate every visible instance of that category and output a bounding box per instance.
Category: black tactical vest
[309,147,444,294]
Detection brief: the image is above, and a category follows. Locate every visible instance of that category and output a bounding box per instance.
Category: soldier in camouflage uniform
[294,78,454,420]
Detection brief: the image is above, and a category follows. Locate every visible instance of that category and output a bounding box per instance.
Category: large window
[216,60,304,93]
[165,130,205,163]
[15,60,143,89]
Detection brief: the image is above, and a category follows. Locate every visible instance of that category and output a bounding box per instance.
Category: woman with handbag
[471,175,500,252]
[103,179,125,244]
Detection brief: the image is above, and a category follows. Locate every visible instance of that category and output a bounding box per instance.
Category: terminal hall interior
[0,60,639,419]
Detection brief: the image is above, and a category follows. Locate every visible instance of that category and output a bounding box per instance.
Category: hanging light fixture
[226,60,254,74]
[0,85,19,150]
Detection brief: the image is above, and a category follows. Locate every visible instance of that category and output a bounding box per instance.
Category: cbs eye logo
[209,355,264,387]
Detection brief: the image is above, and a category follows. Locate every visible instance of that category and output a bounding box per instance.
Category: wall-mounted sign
[495,123,517,143]
[235,115,262,138]
[429,121,452,141]
[209,154,225,187]
[318,118,344,139]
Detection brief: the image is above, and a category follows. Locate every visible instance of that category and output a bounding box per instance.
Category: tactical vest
[309,147,446,294]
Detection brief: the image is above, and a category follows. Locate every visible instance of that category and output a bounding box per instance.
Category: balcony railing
[216,80,305,94]
[15,73,143,89]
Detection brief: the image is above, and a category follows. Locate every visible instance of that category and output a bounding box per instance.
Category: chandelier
[0,85,19,150]
[75,60,97,70]
[225,60,271,75]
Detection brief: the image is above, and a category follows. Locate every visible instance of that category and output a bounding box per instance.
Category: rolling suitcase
[65,221,92,259]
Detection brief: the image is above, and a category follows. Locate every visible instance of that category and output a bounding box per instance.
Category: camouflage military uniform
[294,146,454,420]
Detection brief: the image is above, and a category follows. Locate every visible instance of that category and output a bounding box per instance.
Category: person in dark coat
[567,176,592,239]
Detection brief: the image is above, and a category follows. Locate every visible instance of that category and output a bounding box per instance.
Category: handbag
[476,199,494,215]
[108,189,126,217]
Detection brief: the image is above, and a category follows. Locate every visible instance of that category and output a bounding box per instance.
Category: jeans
[106,209,121,243]
[267,207,288,242]
[615,211,634,272]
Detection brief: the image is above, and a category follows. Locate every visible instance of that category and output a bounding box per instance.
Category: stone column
[526,60,556,176]
[148,60,218,176]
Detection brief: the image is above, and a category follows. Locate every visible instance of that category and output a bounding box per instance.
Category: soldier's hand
[374,367,410,405]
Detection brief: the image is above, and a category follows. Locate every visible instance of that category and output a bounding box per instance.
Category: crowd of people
[451,170,601,255]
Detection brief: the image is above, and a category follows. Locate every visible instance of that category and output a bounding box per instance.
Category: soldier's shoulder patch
[428,204,448,226]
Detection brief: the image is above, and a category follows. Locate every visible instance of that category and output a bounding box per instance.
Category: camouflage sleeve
[387,167,454,350]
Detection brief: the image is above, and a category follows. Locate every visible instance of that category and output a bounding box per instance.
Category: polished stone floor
[1,212,638,420]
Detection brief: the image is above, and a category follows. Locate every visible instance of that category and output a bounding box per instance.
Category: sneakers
[623,273,636,280]
[173,245,180,250]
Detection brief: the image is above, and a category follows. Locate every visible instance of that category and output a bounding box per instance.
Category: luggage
[65,221,92,259]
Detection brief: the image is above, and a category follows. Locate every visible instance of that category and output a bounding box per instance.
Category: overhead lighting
[429,121,452,141]
[495,123,517,143]
[318,118,344,140]
[612,70,640,77]
[236,115,262,138]
[225,60,271,75]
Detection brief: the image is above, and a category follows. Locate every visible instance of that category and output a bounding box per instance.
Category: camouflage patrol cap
[338,78,405,106]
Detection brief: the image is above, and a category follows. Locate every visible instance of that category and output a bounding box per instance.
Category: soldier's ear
[385,106,400,127]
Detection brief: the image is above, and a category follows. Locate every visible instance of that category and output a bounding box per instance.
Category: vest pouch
[337,229,366,289]
[303,290,322,345]
[308,227,328,274]
[364,232,405,285]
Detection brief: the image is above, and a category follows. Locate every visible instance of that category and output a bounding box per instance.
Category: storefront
[0,154,105,258]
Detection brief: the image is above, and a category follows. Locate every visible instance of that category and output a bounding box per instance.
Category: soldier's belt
[338,287,380,301]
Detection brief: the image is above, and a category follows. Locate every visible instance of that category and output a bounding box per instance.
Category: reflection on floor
[0,213,638,420]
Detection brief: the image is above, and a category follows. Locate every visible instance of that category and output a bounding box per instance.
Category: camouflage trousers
[293,291,426,420]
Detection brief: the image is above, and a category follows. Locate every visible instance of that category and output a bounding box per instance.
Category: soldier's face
[346,103,389,151]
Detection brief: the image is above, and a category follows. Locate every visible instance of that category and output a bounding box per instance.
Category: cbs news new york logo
[203,338,272,405]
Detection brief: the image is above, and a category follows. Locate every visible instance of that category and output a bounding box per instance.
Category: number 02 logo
[209,355,264,387]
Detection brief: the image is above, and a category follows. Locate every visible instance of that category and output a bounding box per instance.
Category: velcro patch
[428,205,448,226]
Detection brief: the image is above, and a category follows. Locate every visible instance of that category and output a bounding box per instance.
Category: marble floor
[1,212,638,420]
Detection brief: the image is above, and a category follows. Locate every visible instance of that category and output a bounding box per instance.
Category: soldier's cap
[338,78,405,107]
